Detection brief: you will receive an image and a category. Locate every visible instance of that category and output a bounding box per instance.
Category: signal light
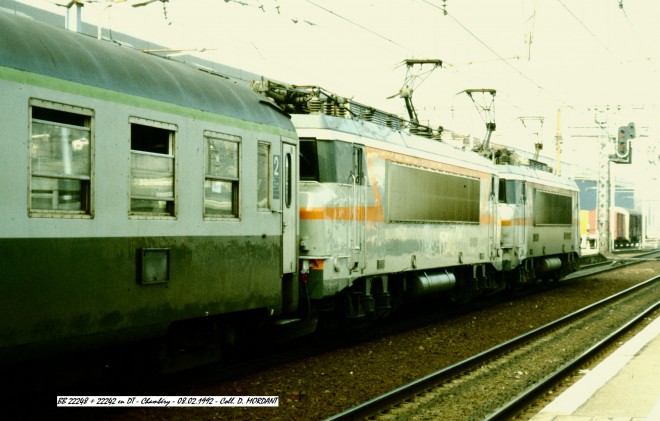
[615,122,635,161]
[617,128,629,158]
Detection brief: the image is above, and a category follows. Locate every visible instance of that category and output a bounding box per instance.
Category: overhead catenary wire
[24,0,658,115]
[616,1,659,77]
[420,0,571,109]
[304,0,411,53]
[555,0,620,62]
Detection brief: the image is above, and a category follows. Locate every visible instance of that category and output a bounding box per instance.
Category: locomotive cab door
[518,181,528,259]
[349,144,367,272]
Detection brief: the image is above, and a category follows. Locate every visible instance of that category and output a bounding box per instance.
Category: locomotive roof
[497,164,579,191]
[292,113,496,175]
[0,11,294,133]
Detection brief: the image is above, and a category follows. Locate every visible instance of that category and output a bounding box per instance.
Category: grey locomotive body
[256,82,580,326]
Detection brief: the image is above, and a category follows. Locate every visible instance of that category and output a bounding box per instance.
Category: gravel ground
[92,261,659,421]
[378,268,660,420]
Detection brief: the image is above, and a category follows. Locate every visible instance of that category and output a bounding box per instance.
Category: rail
[325,273,660,420]
[487,298,659,420]
[566,248,660,280]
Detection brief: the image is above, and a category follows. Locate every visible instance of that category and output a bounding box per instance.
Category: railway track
[47,255,658,420]
[326,271,660,420]
[189,252,660,390]
[572,249,660,276]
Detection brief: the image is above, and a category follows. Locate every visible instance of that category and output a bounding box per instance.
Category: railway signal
[613,122,635,164]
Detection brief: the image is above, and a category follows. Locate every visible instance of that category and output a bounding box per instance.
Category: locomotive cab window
[499,179,520,204]
[29,99,92,216]
[299,139,319,181]
[299,138,367,184]
[129,118,176,216]
[204,131,240,218]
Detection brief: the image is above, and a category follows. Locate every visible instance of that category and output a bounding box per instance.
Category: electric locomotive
[0,12,300,368]
[495,164,580,281]
[255,81,580,326]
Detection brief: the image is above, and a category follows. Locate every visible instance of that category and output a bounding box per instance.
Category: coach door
[281,141,297,274]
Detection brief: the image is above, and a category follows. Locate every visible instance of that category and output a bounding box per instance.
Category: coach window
[285,152,292,208]
[257,142,270,211]
[129,118,176,216]
[204,131,240,217]
[29,99,92,216]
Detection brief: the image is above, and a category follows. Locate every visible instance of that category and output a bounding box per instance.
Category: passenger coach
[0,12,299,366]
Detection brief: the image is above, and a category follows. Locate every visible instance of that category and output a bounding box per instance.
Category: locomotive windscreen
[387,163,480,224]
[533,190,572,225]
[299,139,366,184]
[299,139,319,181]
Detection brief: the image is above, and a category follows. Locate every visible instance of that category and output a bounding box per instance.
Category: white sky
[10,2,659,132]
[7,0,660,217]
